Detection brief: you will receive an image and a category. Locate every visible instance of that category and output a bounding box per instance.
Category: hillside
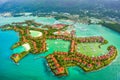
[0,0,120,13]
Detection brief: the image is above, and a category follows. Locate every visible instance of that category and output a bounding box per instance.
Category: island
[1,20,117,76]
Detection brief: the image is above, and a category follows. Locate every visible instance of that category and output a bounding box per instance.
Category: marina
[0,16,120,80]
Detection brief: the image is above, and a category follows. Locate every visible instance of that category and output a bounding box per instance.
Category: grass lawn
[77,43,107,57]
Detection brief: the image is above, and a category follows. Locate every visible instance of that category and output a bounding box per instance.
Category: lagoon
[13,46,26,54]
[0,17,120,80]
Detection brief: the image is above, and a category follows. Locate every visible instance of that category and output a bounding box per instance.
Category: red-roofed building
[56,67,64,74]
[13,54,19,57]
[87,64,93,68]
[52,24,65,29]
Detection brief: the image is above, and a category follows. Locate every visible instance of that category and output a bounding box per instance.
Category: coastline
[1,19,118,77]
[100,23,120,33]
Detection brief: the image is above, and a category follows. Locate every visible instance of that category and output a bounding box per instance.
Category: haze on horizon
[0,0,120,13]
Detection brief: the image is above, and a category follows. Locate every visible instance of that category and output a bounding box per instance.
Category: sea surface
[0,16,120,80]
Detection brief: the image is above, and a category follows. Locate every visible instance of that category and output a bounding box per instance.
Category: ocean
[0,16,120,80]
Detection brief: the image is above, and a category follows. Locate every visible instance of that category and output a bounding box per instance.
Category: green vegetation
[11,51,29,63]
[77,43,105,57]
[100,22,120,33]
[1,20,118,76]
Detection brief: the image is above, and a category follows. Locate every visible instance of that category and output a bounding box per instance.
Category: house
[52,24,65,29]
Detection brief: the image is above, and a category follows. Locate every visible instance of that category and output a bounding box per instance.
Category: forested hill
[0,0,120,13]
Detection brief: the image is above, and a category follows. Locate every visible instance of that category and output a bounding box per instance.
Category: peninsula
[1,20,117,76]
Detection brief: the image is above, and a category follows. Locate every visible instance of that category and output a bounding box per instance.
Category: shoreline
[1,20,118,76]
[100,23,120,34]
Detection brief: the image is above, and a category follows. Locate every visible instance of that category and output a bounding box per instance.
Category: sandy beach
[22,43,31,51]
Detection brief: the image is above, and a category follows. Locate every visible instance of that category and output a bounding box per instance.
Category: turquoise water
[0,16,37,26]
[13,46,26,54]
[58,20,74,25]
[35,17,57,25]
[0,17,120,80]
